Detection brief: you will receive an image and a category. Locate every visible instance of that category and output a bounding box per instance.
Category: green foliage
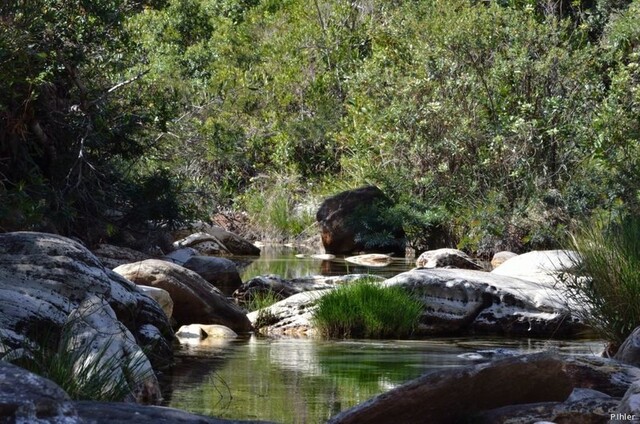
[562,215,640,346]
[238,174,317,241]
[313,278,423,339]
[246,290,281,312]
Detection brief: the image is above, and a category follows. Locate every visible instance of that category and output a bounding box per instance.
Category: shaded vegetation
[313,278,423,338]
[2,0,640,254]
[562,215,640,347]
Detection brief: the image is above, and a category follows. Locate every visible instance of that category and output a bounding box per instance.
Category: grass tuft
[312,277,423,339]
[561,216,640,347]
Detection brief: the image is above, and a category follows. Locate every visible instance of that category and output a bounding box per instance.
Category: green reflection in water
[164,337,605,424]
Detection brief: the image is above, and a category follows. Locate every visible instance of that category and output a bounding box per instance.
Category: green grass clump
[246,291,282,312]
[312,278,423,339]
[562,216,640,346]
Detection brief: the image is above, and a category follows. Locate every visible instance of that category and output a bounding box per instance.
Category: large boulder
[491,249,579,284]
[64,296,162,404]
[316,186,405,255]
[415,248,482,270]
[114,259,251,333]
[183,256,242,296]
[328,352,640,424]
[0,232,173,370]
[382,267,584,336]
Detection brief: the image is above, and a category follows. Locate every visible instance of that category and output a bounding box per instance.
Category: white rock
[138,285,173,319]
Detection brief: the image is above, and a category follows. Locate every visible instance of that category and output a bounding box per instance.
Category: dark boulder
[316,186,405,255]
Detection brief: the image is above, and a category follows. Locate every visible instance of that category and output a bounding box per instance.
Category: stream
[161,247,605,423]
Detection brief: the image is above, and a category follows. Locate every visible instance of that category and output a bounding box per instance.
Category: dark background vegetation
[2,0,639,255]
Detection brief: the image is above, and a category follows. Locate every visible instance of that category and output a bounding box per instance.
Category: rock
[316,186,405,255]
[114,259,251,332]
[310,253,336,260]
[182,256,242,296]
[247,291,328,336]
[92,243,151,269]
[345,253,393,267]
[327,352,640,424]
[476,397,619,424]
[163,247,198,265]
[0,232,173,371]
[173,222,260,256]
[491,249,579,284]
[615,326,640,367]
[74,401,276,423]
[64,296,162,404]
[0,361,80,423]
[491,251,518,269]
[615,381,640,422]
[382,268,584,336]
[175,324,238,339]
[233,275,301,306]
[173,232,228,255]
[139,285,173,319]
[415,248,482,270]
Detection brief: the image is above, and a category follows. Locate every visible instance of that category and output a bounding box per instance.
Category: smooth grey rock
[0,232,173,371]
[92,243,150,270]
[64,296,161,404]
[615,381,640,423]
[491,249,579,285]
[0,361,80,423]
[491,251,518,269]
[382,268,583,336]
[328,352,640,424]
[416,248,482,270]
[615,326,640,368]
[139,285,173,319]
[247,291,329,336]
[183,256,242,296]
[114,260,251,332]
[163,247,198,265]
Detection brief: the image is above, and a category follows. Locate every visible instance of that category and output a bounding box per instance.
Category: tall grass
[1,325,151,401]
[313,278,423,339]
[562,216,640,347]
[239,174,317,242]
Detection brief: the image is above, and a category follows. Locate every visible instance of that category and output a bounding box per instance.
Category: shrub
[312,278,423,339]
[561,215,640,347]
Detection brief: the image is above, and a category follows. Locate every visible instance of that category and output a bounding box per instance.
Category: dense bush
[313,278,423,339]
[3,0,640,254]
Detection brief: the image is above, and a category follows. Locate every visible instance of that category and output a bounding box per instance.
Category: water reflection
[239,246,415,282]
[164,336,605,423]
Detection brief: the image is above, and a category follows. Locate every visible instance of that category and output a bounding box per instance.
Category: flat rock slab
[383,268,583,336]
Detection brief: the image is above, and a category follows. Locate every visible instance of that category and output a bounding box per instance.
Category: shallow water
[163,247,604,423]
[163,336,605,423]
[238,246,416,281]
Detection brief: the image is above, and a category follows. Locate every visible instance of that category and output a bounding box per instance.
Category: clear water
[163,247,605,423]
[163,336,605,424]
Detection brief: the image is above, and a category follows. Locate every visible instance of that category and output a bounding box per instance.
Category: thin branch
[89,70,150,107]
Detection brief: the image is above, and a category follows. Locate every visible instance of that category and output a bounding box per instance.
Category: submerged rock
[114,259,251,333]
[345,253,393,267]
